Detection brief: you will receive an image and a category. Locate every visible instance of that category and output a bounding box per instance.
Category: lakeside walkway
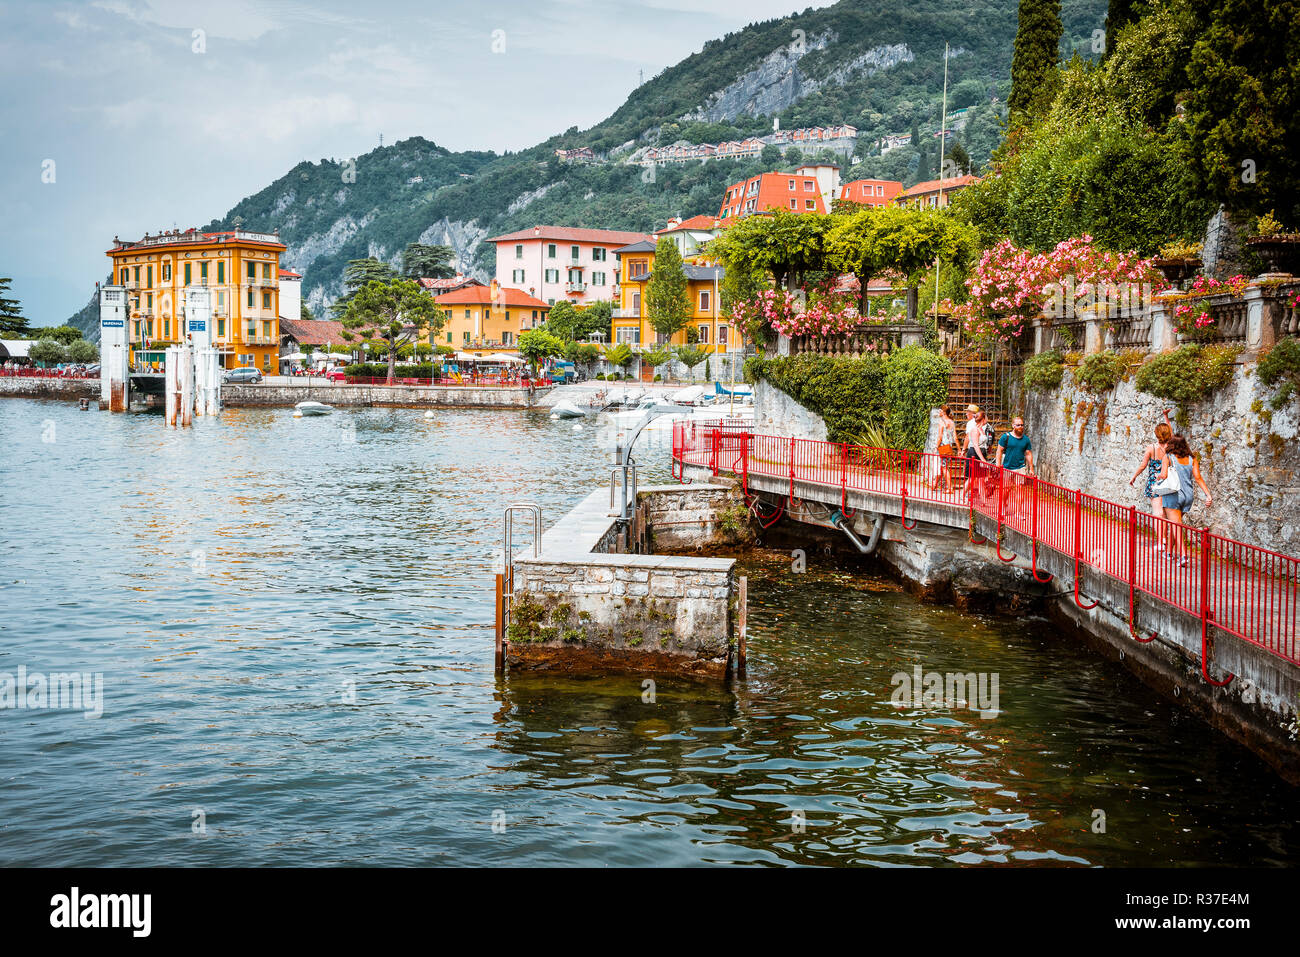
[674,423,1300,677]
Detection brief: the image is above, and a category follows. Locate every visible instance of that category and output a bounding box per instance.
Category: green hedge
[1259,337,1300,408]
[1134,344,1240,404]
[1022,350,1064,391]
[1073,349,1128,393]
[745,348,950,449]
[344,362,443,378]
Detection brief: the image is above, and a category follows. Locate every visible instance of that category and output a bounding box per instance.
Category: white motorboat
[551,401,590,419]
[293,401,334,417]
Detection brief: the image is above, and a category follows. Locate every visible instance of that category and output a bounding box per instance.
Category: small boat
[551,401,589,419]
[293,401,334,417]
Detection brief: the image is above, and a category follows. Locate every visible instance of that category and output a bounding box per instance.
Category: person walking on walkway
[929,405,958,493]
[1156,435,1213,568]
[962,404,989,501]
[996,416,1035,519]
[1129,416,1175,553]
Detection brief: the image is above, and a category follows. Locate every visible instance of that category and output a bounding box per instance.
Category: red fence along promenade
[673,421,1300,681]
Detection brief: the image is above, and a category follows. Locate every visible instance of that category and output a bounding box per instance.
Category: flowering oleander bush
[1171,274,1249,340]
[729,289,799,345]
[730,287,870,340]
[953,235,1160,343]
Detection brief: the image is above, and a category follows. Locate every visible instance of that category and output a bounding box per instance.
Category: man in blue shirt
[996,416,1035,518]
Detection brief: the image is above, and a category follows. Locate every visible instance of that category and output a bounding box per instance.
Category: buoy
[293,411,303,418]
[424,410,435,419]
[572,423,583,431]
[550,414,559,420]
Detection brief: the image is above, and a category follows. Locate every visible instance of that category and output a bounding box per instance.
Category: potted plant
[1246,211,1300,277]
[1153,240,1203,288]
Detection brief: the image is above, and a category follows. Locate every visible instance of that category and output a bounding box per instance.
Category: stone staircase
[946,350,1012,438]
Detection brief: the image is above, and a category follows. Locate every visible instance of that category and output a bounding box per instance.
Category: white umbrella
[482,352,524,364]
[279,353,305,362]
[453,351,479,362]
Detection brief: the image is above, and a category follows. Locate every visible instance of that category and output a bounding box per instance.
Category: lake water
[1,398,1296,866]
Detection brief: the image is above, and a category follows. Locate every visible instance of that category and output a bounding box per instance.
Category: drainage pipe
[830,510,885,555]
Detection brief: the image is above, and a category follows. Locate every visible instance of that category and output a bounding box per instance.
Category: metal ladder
[497,503,541,672]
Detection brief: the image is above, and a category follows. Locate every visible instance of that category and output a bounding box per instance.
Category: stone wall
[223,382,544,408]
[638,484,742,551]
[753,379,828,441]
[1017,362,1300,554]
[0,377,99,400]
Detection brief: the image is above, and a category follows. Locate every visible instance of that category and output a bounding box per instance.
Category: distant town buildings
[487,225,654,307]
[107,227,286,372]
[637,124,859,167]
[554,147,595,162]
[417,275,484,297]
[895,174,980,209]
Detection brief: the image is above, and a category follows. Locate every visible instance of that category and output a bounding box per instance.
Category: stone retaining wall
[0,377,99,400]
[224,382,545,408]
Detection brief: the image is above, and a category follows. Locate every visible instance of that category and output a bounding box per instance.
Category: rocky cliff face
[684,31,913,125]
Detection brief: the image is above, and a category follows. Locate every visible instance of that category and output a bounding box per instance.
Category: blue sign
[101,319,124,328]
[189,320,207,331]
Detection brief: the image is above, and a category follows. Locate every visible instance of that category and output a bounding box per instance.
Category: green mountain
[119,0,1105,315]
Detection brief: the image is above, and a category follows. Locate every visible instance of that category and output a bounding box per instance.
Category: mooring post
[736,575,748,679]
[494,572,505,674]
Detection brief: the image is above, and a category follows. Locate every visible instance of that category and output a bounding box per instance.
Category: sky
[0,0,838,326]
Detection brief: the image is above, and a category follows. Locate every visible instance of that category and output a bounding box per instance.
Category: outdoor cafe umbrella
[481,353,524,364]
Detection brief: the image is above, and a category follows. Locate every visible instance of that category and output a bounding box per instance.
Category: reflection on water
[0,399,1296,866]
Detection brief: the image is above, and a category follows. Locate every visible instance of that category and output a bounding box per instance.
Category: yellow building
[612,241,737,372]
[435,282,550,350]
[106,228,286,372]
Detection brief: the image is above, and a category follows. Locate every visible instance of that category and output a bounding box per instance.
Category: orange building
[612,241,735,360]
[837,178,904,207]
[894,174,980,209]
[107,228,286,372]
[434,282,550,350]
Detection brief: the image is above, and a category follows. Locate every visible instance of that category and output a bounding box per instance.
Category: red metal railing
[675,422,1300,676]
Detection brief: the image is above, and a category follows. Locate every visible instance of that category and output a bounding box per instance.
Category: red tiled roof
[838,179,905,205]
[279,269,302,278]
[656,214,720,234]
[897,174,980,198]
[435,285,550,309]
[279,317,346,345]
[486,226,654,245]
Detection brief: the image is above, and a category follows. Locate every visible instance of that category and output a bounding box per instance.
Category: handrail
[673,422,1300,678]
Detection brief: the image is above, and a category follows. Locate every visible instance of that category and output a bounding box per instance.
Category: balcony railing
[611,308,639,319]
[565,283,587,294]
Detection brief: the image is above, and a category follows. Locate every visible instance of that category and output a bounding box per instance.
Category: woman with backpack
[1128,414,1175,554]
[1155,435,1213,568]
[927,405,958,493]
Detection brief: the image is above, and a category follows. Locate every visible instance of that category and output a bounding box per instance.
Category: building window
[545,269,559,283]
[877,184,884,196]
[262,321,271,339]
[547,244,556,258]
[567,269,582,283]
[217,261,225,283]
[515,244,523,259]
[502,331,511,345]
[119,268,128,284]
[164,319,171,338]
[147,319,154,338]
[512,269,525,283]
[247,261,256,280]
[217,292,225,311]
[263,263,271,280]
[147,293,153,310]
[787,180,795,190]
[463,331,471,342]
[697,324,709,344]
[464,309,471,319]
[789,200,797,209]
[262,292,271,309]
[162,262,171,281]
[185,263,192,284]
[718,325,728,346]
[699,290,710,312]
[447,332,453,343]
[217,319,226,338]
[592,247,606,262]
[804,180,814,191]
[592,272,605,285]
[200,261,208,281]
[805,199,816,209]
[247,321,256,339]
[247,289,254,308]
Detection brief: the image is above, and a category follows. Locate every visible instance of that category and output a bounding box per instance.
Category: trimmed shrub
[1073,349,1128,392]
[1259,337,1300,408]
[1022,350,1064,391]
[746,353,887,444]
[883,345,952,451]
[1135,344,1240,404]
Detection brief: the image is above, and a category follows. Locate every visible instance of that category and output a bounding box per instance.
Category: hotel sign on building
[106,228,287,372]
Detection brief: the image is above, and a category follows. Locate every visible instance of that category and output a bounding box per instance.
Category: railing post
[711,427,719,476]
[788,436,795,502]
[1200,526,1233,686]
[840,442,848,514]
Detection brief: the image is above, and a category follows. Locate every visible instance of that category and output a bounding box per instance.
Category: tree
[29,339,67,366]
[1175,0,1300,224]
[760,144,783,167]
[604,343,634,375]
[401,242,456,279]
[946,141,973,176]
[706,208,832,292]
[35,325,84,346]
[68,339,99,363]
[1009,0,1063,120]
[642,347,673,380]
[331,258,398,318]
[575,300,612,342]
[339,278,443,383]
[517,328,564,374]
[545,300,580,340]
[646,237,692,338]
[1104,0,1137,59]
[674,345,708,378]
[565,342,601,376]
[301,301,314,321]
[785,147,804,166]
[0,278,29,338]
